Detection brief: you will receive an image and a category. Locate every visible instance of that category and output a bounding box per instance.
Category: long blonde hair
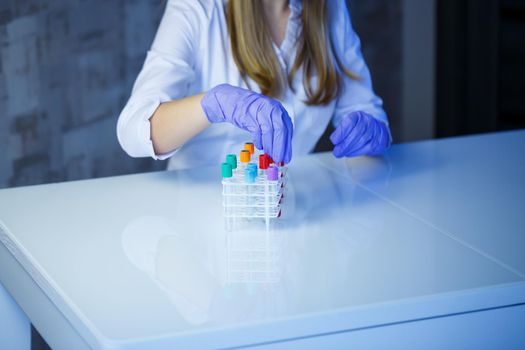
[226,0,357,106]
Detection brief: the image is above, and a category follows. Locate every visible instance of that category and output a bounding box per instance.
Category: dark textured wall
[0,0,166,189]
[0,0,403,189]
[351,0,402,141]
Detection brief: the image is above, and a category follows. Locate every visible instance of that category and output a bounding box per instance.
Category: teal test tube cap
[221,163,233,178]
[226,154,237,169]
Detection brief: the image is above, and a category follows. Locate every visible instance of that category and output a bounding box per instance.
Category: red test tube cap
[259,154,269,170]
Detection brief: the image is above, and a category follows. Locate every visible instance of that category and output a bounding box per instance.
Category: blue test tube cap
[245,167,257,183]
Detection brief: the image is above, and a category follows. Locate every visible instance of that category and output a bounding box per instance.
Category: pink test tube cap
[267,166,278,181]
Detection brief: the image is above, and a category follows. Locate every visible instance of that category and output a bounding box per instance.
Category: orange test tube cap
[244,142,254,155]
[240,150,251,163]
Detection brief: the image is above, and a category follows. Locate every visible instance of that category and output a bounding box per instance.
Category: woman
[117,0,391,169]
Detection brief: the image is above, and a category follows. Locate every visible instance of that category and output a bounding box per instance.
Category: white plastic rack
[222,156,287,221]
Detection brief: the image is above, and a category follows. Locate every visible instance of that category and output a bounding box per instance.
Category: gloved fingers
[237,93,293,164]
[333,114,370,157]
[342,116,375,155]
[369,121,390,156]
[332,130,360,158]
[380,122,392,149]
[276,105,293,164]
[283,140,292,164]
[329,112,360,145]
[367,120,384,155]
[332,132,360,158]
[330,115,355,145]
[366,120,383,155]
[240,98,264,150]
[269,105,286,163]
[281,107,293,163]
[338,133,369,158]
[261,126,274,161]
[329,128,342,148]
[251,131,263,150]
[257,104,275,162]
[344,118,380,157]
[235,94,259,130]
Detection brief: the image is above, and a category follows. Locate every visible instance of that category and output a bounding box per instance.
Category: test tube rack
[221,144,287,221]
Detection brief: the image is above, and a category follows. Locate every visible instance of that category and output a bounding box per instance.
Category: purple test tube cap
[267,166,279,181]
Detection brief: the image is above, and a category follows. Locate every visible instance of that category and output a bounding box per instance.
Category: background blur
[1,0,524,189]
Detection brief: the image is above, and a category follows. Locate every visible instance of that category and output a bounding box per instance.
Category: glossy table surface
[0,131,524,349]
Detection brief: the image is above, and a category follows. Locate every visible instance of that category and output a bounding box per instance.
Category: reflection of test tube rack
[221,143,287,230]
[225,230,282,284]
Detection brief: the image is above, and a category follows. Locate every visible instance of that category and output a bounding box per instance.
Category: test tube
[245,167,257,183]
[268,165,280,218]
[222,163,233,208]
[247,163,258,177]
[247,163,259,198]
[245,166,257,214]
[239,150,250,173]
[267,165,278,194]
[267,165,278,182]
[259,154,270,176]
[264,162,279,226]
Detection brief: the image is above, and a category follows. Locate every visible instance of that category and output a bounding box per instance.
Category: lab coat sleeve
[330,1,390,130]
[117,0,202,159]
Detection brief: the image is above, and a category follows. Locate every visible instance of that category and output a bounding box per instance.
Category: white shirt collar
[274,0,302,69]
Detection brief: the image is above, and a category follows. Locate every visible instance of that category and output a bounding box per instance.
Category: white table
[1,131,524,349]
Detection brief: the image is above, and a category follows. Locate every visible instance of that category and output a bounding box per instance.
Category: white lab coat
[117,0,388,170]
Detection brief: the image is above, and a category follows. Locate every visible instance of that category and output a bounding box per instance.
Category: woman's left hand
[330,111,391,158]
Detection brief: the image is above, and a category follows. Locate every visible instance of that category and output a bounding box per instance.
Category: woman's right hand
[201,84,293,164]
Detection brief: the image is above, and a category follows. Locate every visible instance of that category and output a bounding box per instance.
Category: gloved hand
[201,84,293,164]
[330,111,391,158]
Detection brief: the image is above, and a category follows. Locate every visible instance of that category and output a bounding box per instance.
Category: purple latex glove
[201,84,293,164]
[330,111,391,158]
